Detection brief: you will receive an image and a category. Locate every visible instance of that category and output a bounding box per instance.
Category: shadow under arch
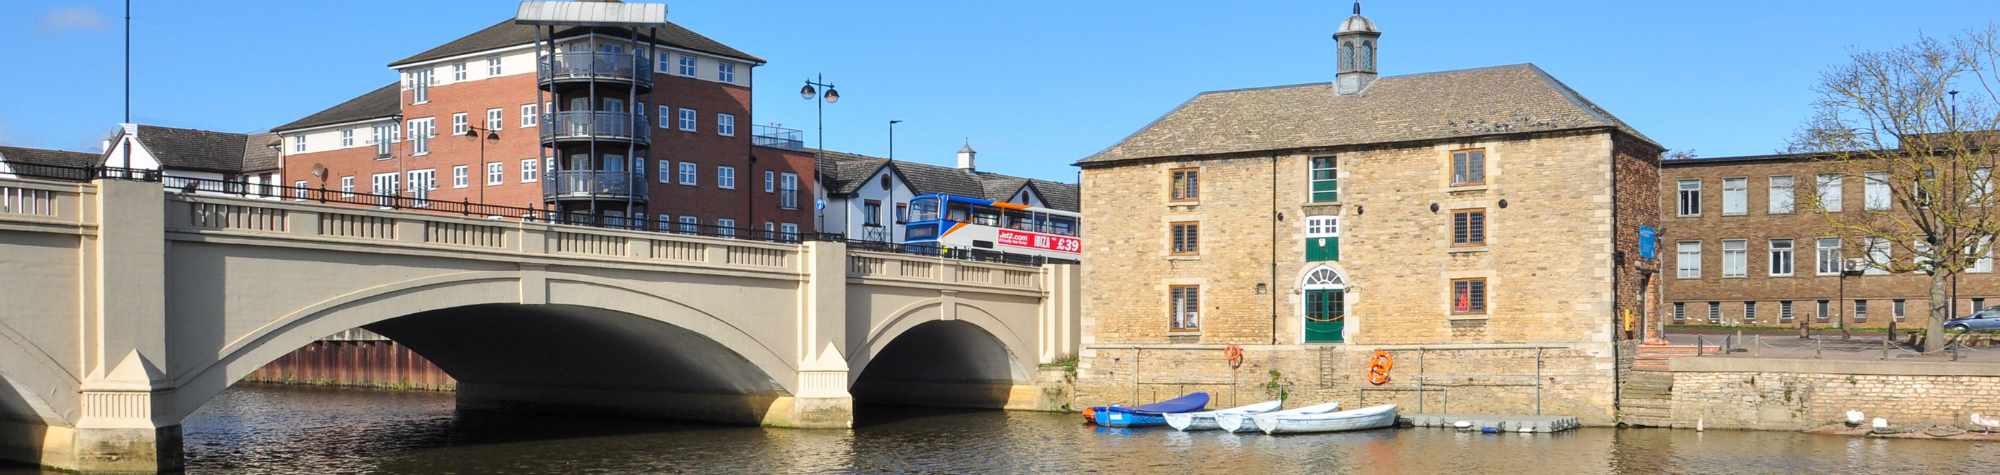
[166,271,796,426]
[849,299,1034,412]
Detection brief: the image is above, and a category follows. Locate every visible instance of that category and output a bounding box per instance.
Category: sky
[1,1,1996,183]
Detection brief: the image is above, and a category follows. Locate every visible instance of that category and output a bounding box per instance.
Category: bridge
[0,177,1080,473]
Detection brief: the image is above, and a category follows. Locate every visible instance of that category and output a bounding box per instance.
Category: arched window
[1361,41,1375,71]
[1342,42,1356,71]
[1304,267,1345,288]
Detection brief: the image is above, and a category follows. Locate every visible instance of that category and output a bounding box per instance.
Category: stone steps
[1619,369,1674,426]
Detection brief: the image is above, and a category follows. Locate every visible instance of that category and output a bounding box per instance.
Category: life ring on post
[1223,344,1244,369]
[1367,350,1393,385]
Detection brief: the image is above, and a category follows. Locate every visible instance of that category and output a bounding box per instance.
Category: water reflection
[3,384,1999,474]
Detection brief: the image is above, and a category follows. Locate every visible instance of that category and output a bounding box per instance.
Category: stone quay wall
[1664,358,2000,430]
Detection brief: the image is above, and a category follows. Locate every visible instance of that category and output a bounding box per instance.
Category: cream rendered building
[1072,5,1665,423]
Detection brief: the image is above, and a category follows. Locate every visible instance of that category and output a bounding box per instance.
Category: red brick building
[1660,154,2000,328]
[274,12,814,233]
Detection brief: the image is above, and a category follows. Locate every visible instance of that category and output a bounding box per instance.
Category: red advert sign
[998,230,1081,254]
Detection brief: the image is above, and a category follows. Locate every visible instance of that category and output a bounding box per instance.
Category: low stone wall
[1665,358,2000,430]
[1074,343,1619,425]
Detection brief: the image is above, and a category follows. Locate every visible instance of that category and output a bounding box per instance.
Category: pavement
[1656,330,2000,363]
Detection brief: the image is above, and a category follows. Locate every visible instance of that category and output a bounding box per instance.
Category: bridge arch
[848,297,1034,409]
[167,270,797,424]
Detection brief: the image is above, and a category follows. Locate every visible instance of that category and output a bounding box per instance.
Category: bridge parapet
[0,177,90,230]
[846,250,1045,294]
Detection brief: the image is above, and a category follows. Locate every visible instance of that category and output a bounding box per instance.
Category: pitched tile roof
[1078,63,1656,166]
[388,19,762,68]
[272,83,401,133]
[811,149,1079,212]
[116,125,276,174]
[0,145,102,168]
[240,133,282,172]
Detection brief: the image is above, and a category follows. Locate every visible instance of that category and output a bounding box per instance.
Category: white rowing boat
[1164,400,1283,431]
[1253,403,1398,435]
[1217,401,1339,433]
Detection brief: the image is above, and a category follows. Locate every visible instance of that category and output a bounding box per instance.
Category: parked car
[1944,306,2000,332]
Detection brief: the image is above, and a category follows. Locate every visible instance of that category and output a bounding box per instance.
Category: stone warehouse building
[1072,6,1664,423]
[1660,153,2000,328]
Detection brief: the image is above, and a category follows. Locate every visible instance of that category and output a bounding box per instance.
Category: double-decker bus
[903,194,1081,263]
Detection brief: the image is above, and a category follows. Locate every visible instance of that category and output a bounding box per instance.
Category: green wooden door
[1307,236,1339,262]
[1305,289,1345,343]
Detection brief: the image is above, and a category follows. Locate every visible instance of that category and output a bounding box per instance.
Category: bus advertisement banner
[997,230,1080,254]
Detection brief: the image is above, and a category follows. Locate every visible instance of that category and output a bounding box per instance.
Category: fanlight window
[1304,267,1345,288]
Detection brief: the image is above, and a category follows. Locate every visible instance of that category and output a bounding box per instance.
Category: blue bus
[903,194,1081,262]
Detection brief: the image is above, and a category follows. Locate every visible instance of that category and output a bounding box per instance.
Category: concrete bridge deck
[0,177,1079,473]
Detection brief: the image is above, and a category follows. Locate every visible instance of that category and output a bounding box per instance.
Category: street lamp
[803,74,839,234]
[887,119,903,241]
[463,126,500,202]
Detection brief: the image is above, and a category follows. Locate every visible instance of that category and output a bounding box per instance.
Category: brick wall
[1664,358,2000,430]
[1613,134,1666,340]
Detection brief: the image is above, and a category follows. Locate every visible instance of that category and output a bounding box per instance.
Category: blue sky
[1,1,1995,182]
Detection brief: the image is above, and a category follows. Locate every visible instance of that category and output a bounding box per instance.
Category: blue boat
[1093,393,1209,428]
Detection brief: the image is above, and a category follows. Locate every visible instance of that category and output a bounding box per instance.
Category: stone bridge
[0,178,1080,473]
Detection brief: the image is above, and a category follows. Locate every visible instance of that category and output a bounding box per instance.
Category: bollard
[1816,337,1823,359]
[1756,334,1761,358]
[1697,335,1705,356]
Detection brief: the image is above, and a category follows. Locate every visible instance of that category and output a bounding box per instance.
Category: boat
[1217,401,1339,433]
[1253,403,1399,435]
[1093,393,1209,428]
[1164,400,1284,431]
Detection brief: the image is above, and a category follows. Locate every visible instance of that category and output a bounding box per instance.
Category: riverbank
[1637,357,2000,431]
[1805,424,2000,441]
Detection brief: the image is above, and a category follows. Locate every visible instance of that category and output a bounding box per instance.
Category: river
[5,384,1997,474]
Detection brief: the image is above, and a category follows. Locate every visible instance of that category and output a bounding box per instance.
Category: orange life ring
[1367,350,1393,385]
[1223,344,1244,361]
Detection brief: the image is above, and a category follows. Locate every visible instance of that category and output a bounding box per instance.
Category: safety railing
[537,52,652,89]
[541,111,650,144]
[752,124,804,150]
[543,169,649,201]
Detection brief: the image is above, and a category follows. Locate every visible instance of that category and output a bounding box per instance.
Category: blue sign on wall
[1638,226,1656,259]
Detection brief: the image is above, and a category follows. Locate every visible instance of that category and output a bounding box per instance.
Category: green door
[1307,236,1339,262]
[1305,289,1345,343]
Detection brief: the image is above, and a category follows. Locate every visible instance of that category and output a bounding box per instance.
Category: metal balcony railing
[538,52,653,89]
[541,111,650,144]
[543,169,650,201]
[752,124,804,150]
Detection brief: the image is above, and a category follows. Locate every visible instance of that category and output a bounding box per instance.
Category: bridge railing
[846,250,1046,292]
[0,176,86,227]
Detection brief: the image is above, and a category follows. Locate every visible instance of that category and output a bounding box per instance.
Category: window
[487,57,502,76]
[1864,171,1890,211]
[522,104,538,127]
[896,203,909,224]
[292,135,306,153]
[1677,179,1701,216]
[655,52,671,73]
[1817,300,1831,323]
[452,113,468,136]
[452,61,467,81]
[1744,302,1758,324]
[1894,299,1906,321]
[1974,237,1994,273]
[1708,302,1721,323]
[1917,168,1937,206]
[717,219,736,238]
[1170,286,1200,331]
[678,55,697,76]
[678,162,697,185]
[1769,176,1795,214]
[1854,300,1869,323]
[654,214,672,232]
[453,165,468,188]
[1781,301,1795,323]
[679,216,699,235]
[1171,222,1200,255]
[780,223,799,241]
[1673,302,1686,323]
[636,101,646,118]
[370,173,398,205]
[864,200,883,227]
[340,128,354,148]
[486,162,503,185]
[408,169,436,204]
[1452,279,1487,314]
[1452,209,1486,246]
[659,106,671,128]
[1913,237,1933,274]
[1722,178,1747,215]
[1817,237,1842,275]
[678,108,697,131]
[487,108,503,131]
[1865,237,1890,275]
[780,173,799,209]
[292,181,307,201]
[1722,240,1747,277]
[1451,149,1486,185]
[765,171,776,192]
[410,68,433,103]
[1978,168,1996,205]
[522,159,538,182]
[1310,156,1338,202]
[1170,168,1199,201]
[371,124,394,157]
[1677,241,1701,278]
[718,62,736,82]
[1769,239,1794,276]
[1817,174,1842,212]
[408,118,434,155]
[340,176,354,197]
[718,166,736,189]
[1306,215,1339,262]
[718,113,736,136]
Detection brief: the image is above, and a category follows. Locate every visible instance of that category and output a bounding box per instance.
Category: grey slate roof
[811,149,1079,212]
[1078,63,1655,166]
[240,133,282,172]
[116,125,277,174]
[389,19,763,68]
[0,145,101,168]
[272,83,401,133]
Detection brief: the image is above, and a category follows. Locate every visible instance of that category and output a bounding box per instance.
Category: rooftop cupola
[1334,2,1381,95]
[957,142,977,170]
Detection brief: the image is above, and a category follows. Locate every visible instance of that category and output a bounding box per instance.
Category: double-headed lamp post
[802,75,839,233]
[463,126,500,201]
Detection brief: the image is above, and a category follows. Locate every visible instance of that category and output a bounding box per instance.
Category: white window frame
[679,162,698,185]
[1722,239,1747,278]
[679,216,700,235]
[678,108,697,131]
[717,218,737,238]
[655,52,671,73]
[1817,174,1843,212]
[765,171,776,193]
[718,62,735,83]
[292,181,307,201]
[487,108,503,131]
[1817,237,1843,276]
[452,165,468,188]
[370,172,399,201]
[1913,238,1933,274]
[522,159,539,183]
[1973,236,1994,273]
[718,113,736,136]
[1769,175,1795,214]
[780,223,800,241]
[718,166,736,189]
[452,61,468,82]
[780,173,800,209]
[1865,237,1891,275]
[522,104,539,127]
[486,162,504,185]
[408,118,434,155]
[408,169,436,203]
[679,55,697,76]
[292,135,305,153]
[340,176,354,197]
[1677,179,1700,216]
[1677,241,1701,279]
[411,68,433,104]
[1306,216,1338,237]
[486,57,502,76]
[340,128,354,148]
[658,160,672,184]
[452,113,468,136]
[1722,177,1747,215]
[658,106,671,128]
[1864,171,1890,211]
[1769,239,1794,277]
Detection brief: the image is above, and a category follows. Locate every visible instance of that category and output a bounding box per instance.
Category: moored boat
[1217,401,1339,433]
[1165,400,1283,431]
[1095,393,1210,428]
[1253,403,1398,435]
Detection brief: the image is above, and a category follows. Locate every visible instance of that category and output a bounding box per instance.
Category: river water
[6,384,1997,474]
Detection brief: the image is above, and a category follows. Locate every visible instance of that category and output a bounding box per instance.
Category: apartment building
[1069,5,1664,423]
[814,145,1079,243]
[274,4,814,232]
[1660,153,2000,328]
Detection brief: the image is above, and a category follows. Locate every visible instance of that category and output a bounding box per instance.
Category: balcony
[538,52,652,90]
[541,111,650,145]
[752,124,804,150]
[543,169,649,202]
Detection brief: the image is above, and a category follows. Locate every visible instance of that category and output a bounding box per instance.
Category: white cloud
[34,6,111,40]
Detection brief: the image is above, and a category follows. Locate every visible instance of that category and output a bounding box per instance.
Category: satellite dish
[310,163,327,178]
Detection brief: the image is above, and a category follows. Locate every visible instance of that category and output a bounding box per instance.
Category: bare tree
[1790,25,2000,352]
